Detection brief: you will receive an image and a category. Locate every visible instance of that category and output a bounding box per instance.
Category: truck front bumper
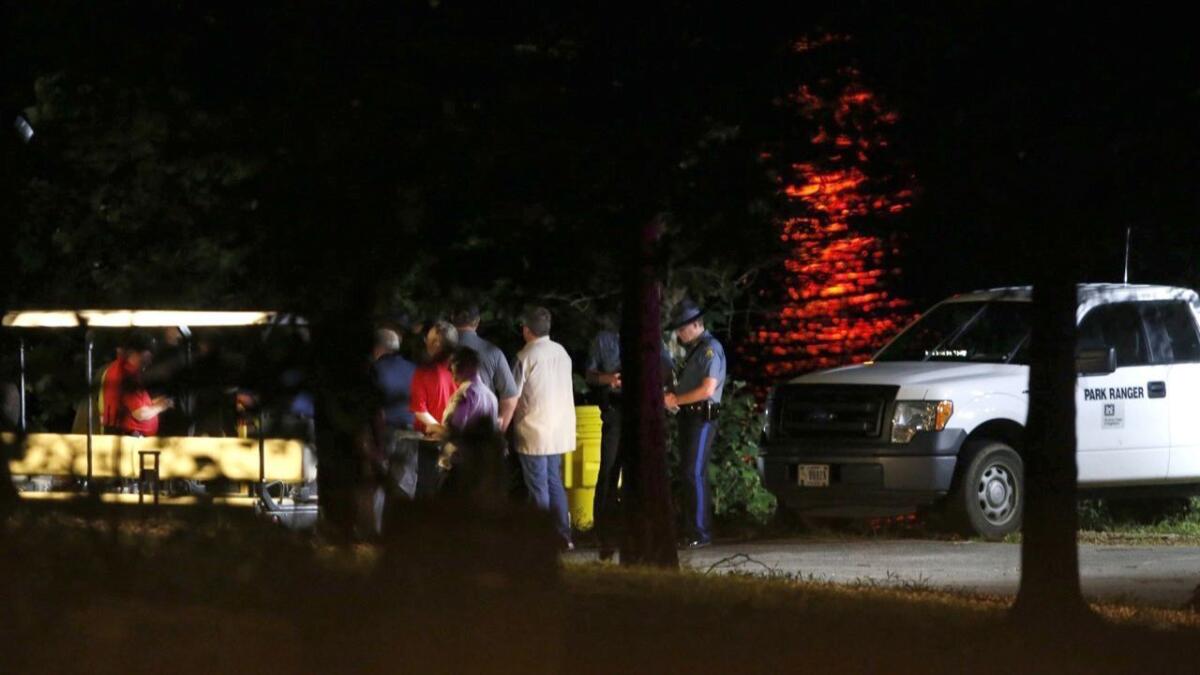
[760,430,965,516]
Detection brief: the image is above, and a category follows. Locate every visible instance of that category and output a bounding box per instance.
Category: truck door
[1138,300,1200,481]
[1075,302,1170,484]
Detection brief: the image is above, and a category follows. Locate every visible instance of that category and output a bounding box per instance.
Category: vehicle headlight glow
[891,400,954,443]
[762,387,776,442]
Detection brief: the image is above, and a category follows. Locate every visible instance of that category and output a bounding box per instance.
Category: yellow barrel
[566,405,603,530]
[568,487,596,531]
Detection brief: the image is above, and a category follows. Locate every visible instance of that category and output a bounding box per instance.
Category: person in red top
[101,332,173,436]
[409,320,458,434]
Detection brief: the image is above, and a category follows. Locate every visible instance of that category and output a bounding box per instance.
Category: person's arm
[664,342,722,408]
[665,378,717,408]
[491,351,520,432]
[130,394,173,421]
[508,354,527,427]
[498,396,517,432]
[410,368,437,430]
[441,387,470,435]
[586,370,621,388]
[415,410,440,429]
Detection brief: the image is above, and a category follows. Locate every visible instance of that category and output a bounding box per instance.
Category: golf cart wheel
[949,440,1024,540]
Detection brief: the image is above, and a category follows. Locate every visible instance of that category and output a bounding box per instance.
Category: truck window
[875,301,1031,363]
[1077,303,1150,367]
[1138,301,1200,364]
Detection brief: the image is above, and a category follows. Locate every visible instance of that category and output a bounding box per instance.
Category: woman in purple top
[427,347,500,481]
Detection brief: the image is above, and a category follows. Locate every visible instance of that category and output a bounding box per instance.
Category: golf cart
[1,309,318,529]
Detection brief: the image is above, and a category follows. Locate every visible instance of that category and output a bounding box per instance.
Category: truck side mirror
[1076,347,1117,375]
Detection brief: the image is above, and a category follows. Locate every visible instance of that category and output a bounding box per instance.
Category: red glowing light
[742,39,917,382]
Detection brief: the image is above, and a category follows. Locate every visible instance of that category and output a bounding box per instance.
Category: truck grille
[772,385,897,440]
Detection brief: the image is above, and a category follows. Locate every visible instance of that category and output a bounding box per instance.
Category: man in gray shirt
[452,304,519,431]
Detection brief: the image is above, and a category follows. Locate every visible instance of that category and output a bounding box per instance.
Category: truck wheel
[949,441,1024,540]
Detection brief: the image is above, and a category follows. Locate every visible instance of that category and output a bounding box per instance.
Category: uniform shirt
[585,330,622,375]
[675,331,726,404]
[585,329,677,391]
[372,353,417,429]
[457,330,519,400]
[511,336,577,455]
[410,360,455,433]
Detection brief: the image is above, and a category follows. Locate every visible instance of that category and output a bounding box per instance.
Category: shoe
[680,538,711,550]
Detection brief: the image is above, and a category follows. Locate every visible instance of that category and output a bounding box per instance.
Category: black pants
[677,412,718,543]
[592,405,622,548]
[414,439,443,500]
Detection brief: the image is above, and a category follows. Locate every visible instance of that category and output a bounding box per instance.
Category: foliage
[707,381,777,524]
[14,73,266,308]
[1079,497,1200,534]
[666,380,776,526]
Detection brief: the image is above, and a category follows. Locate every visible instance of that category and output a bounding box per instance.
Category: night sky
[3,3,1199,348]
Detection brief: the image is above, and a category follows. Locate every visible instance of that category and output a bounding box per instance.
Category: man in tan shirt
[511,306,576,549]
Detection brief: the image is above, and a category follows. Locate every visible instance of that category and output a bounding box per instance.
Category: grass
[4,505,1200,674]
[995,497,1200,545]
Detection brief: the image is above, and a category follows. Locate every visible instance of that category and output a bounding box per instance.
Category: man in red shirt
[101,332,173,436]
[408,320,457,498]
[409,320,458,433]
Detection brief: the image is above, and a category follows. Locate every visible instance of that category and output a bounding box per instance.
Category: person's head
[373,328,401,360]
[121,331,157,369]
[448,346,481,385]
[667,300,706,344]
[675,317,705,344]
[425,320,458,361]
[519,306,551,343]
[450,304,481,331]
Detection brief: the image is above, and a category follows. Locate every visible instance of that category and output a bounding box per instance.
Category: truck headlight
[891,400,953,443]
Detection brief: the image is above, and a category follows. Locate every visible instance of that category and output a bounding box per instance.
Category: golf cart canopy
[2,310,304,329]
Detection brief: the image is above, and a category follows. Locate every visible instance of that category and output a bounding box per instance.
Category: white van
[760,284,1200,539]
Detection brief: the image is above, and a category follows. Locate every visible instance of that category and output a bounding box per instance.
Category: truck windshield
[875,301,1032,364]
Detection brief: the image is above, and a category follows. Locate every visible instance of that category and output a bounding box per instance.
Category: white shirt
[512,336,576,455]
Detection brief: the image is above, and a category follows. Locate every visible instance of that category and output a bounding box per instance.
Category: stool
[138,450,161,505]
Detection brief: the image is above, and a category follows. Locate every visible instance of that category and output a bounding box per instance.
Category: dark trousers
[592,405,622,548]
[678,412,718,543]
[415,439,443,499]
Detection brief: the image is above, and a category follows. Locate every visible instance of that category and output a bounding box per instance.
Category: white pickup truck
[760,284,1200,539]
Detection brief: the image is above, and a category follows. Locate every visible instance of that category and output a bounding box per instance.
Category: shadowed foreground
[3,507,1200,674]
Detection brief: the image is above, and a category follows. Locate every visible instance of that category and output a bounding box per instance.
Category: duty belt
[678,401,720,419]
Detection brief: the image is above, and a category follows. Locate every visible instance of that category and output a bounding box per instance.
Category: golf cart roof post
[2,310,304,328]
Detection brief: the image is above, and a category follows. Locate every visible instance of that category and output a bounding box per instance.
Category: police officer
[585,314,623,559]
[664,300,726,549]
[586,310,675,560]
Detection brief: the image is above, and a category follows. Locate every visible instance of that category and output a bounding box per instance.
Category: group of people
[374,299,727,554]
[372,305,577,545]
[75,298,728,554]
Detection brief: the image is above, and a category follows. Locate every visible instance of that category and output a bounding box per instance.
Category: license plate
[797,464,830,487]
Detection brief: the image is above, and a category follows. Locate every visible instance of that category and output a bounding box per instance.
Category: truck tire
[948,440,1024,540]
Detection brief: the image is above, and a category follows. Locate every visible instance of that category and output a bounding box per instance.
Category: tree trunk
[618,215,679,568]
[312,283,378,543]
[1012,269,1092,620]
